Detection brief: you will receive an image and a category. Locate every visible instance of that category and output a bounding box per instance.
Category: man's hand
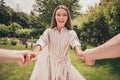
[16,50,36,66]
[83,49,96,65]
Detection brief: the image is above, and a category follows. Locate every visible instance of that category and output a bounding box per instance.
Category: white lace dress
[30,27,86,80]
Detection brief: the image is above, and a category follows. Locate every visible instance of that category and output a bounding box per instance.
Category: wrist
[33,50,39,55]
[85,49,96,60]
[15,50,23,61]
[91,48,97,60]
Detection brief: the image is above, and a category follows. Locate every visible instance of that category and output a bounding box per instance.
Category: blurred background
[0,0,120,80]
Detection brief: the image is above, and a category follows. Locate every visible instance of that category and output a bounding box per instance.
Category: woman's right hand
[30,52,38,62]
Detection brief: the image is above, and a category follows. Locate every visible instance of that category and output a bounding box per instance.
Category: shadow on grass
[95,58,120,75]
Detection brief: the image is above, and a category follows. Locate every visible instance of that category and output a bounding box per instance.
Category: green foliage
[0,38,8,45]
[0,4,44,29]
[10,38,18,46]
[0,23,45,38]
[9,22,22,30]
[15,28,45,38]
[0,2,46,38]
[29,15,44,28]
[0,5,14,25]
[0,4,46,38]
[30,28,45,38]
[8,22,23,37]
[0,24,9,37]
[16,28,32,38]
[0,38,18,45]
[12,12,30,28]
[82,13,111,45]
[74,0,120,45]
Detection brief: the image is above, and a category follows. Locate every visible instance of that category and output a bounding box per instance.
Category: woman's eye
[63,14,67,16]
[57,14,60,16]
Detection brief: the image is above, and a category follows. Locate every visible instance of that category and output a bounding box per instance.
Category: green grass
[0,44,120,80]
[0,62,35,80]
[0,43,32,50]
[71,50,120,80]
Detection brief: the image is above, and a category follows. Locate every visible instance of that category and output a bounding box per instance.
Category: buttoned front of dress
[30,27,86,80]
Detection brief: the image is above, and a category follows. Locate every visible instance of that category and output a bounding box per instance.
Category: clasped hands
[16,49,96,66]
[77,49,96,65]
[17,50,37,66]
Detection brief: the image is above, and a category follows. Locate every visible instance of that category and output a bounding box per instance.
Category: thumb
[78,53,85,60]
[31,53,37,62]
[23,53,31,66]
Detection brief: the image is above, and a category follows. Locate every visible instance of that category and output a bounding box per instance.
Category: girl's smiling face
[55,8,68,28]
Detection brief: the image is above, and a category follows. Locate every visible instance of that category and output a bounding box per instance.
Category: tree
[0,24,9,37]
[16,28,32,38]
[100,0,120,37]
[33,0,81,26]
[29,15,44,28]
[9,22,22,37]
[0,5,14,25]
[0,0,5,6]
[79,0,120,45]
[12,12,30,28]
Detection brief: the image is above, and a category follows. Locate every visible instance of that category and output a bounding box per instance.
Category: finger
[31,56,37,62]
[30,53,37,62]
[78,53,85,60]
[24,54,31,66]
[85,59,95,65]
[31,53,36,58]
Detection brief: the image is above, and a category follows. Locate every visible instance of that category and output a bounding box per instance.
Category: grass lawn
[0,43,120,80]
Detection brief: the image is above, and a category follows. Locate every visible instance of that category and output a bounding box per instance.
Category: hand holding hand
[16,50,37,66]
[77,52,85,60]
[27,51,38,62]
[84,49,95,65]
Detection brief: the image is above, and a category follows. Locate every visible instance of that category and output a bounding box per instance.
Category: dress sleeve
[35,29,50,49]
[69,30,81,49]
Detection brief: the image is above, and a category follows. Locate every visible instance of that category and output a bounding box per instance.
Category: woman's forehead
[56,8,67,14]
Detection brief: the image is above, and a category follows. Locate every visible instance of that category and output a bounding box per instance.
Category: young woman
[30,5,86,80]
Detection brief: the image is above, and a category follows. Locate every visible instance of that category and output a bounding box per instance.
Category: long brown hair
[50,5,72,30]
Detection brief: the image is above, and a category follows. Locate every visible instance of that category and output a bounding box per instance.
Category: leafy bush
[0,24,9,37]
[30,28,45,38]
[9,22,23,37]
[10,38,18,45]
[16,28,32,38]
[0,38,8,45]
